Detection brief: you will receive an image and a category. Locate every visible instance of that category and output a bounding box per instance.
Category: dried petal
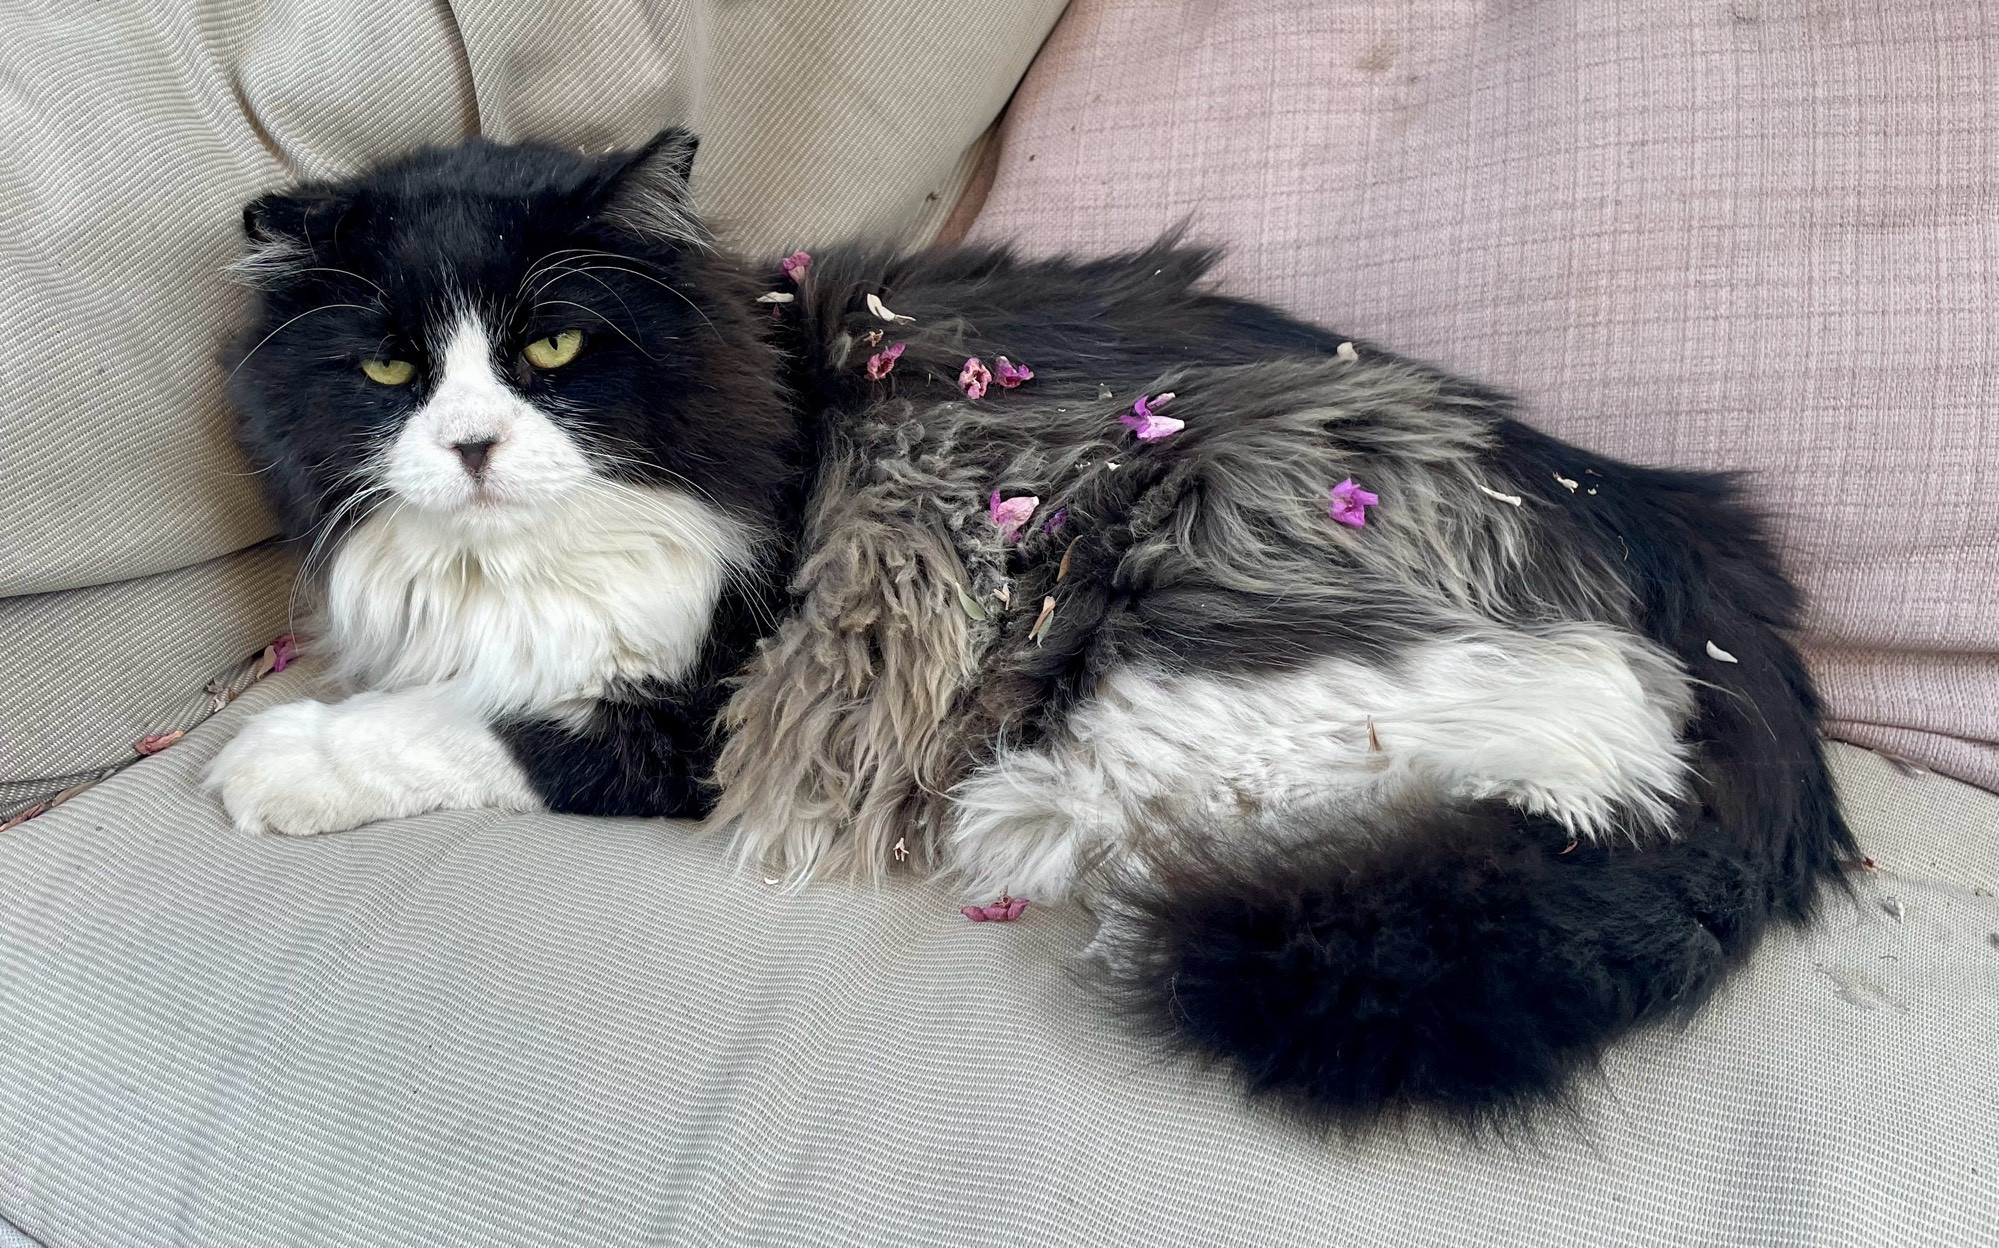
[1554,474,1579,492]
[1057,541,1076,582]
[754,291,795,304]
[1,803,50,832]
[960,357,993,399]
[866,292,914,323]
[780,250,812,283]
[1366,716,1383,752]
[1028,595,1057,644]
[1335,341,1359,363]
[865,340,906,381]
[955,584,991,621]
[988,491,1040,542]
[270,633,298,673]
[961,905,991,922]
[1096,383,1114,400]
[862,329,883,347]
[1705,640,1739,664]
[1477,484,1524,506]
[1121,392,1183,440]
[1327,477,1379,529]
[994,356,1035,388]
[892,837,910,862]
[134,729,185,756]
[994,582,1012,607]
[1042,507,1068,536]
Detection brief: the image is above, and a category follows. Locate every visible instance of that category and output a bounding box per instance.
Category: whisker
[225,303,375,384]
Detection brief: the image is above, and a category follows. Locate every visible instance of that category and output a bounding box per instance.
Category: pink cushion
[970,0,1998,789]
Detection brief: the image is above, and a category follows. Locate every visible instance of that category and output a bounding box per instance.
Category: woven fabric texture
[0,544,297,794]
[0,673,1992,1248]
[966,0,1999,789]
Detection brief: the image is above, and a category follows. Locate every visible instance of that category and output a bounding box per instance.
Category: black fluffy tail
[1104,440,1856,1121]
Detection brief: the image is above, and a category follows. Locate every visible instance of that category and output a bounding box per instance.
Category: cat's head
[224,128,794,548]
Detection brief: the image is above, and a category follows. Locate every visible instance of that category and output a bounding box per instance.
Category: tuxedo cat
[208,128,1853,1121]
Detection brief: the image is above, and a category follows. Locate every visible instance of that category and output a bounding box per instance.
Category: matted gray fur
[715,355,1632,886]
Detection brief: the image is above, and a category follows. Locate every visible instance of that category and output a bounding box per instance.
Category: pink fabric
[971,0,1998,789]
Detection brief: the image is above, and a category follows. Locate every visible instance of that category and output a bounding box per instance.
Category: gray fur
[717,352,1640,884]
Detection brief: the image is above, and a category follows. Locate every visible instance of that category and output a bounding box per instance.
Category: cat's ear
[592,127,707,247]
[230,188,343,287]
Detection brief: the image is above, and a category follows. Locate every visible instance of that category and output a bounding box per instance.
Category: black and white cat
[208,129,1854,1120]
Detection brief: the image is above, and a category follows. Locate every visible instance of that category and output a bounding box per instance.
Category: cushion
[0,675,1993,1246]
[965,0,1999,789]
[0,0,1065,810]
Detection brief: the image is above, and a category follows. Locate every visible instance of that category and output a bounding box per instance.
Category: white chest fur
[320,484,751,716]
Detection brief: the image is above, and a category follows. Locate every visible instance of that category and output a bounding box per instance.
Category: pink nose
[452,439,497,477]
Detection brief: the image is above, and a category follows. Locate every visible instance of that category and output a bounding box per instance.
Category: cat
[207,127,1855,1121]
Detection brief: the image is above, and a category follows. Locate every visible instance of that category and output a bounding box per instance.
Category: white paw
[203,700,385,837]
[204,687,543,837]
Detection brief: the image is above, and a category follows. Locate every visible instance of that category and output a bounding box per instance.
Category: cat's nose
[452,439,498,477]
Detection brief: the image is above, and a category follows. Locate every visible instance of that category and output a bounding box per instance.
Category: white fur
[946,622,1696,903]
[211,316,753,836]
[204,683,542,836]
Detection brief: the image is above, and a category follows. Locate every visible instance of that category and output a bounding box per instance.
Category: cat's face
[225,129,793,545]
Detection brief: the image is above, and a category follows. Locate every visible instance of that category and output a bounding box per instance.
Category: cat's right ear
[592,127,709,249]
[230,190,335,288]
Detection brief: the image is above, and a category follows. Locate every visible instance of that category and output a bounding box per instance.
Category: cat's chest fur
[319,484,749,715]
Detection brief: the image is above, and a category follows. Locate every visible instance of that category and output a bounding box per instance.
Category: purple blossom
[864,341,905,381]
[994,356,1035,388]
[1120,391,1183,441]
[960,357,993,399]
[962,896,1031,922]
[1328,477,1379,529]
[780,251,811,283]
[1041,507,1068,536]
[988,491,1040,542]
[270,633,298,673]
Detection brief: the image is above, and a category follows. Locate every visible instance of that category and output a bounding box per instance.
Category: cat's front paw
[203,699,384,836]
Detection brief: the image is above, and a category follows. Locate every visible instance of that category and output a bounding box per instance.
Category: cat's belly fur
[945,622,1694,902]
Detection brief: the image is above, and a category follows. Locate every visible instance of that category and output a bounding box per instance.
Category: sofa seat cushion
[1,676,1992,1247]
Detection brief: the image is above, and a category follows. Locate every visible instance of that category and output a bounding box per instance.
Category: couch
[2,2,1993,1245]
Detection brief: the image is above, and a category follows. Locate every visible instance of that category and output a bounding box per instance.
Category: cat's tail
[1098,800,1779,1122]
[1098,549,1854,1123]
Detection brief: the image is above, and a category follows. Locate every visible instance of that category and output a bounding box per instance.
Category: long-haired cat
[207,128,1854,1121]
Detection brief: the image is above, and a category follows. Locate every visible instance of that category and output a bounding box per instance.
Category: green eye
[522,328,583,369]
[361,358,415,386]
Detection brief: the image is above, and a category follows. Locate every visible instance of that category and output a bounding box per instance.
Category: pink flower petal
[865,341,906,381]
[270,633,298,673]
[780,251,811,283]
[1121,393,1184,440]
[1328,478,1377,528]
[999,897,1030,920]
[134,729,185,756]
[961,905,991,922]
[988,491,1040,542]
[959,357,992,399]
[994,356,1035,388]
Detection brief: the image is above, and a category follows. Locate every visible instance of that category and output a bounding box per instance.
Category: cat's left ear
[593,127,706,247]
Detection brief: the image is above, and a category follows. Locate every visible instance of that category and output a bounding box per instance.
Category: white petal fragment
[755,291,795,304]
[1705,640,1739,664]
[866,293,914,323]
[1335,341,1359,362]
[1478,484,1523,506]
[1554,474,1579,491]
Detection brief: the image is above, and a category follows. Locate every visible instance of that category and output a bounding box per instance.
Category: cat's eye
[361,358,416,386]
[522,329,583,370]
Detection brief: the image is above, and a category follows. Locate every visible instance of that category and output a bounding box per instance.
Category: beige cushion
[966,0,1999,789]
[0,0,1065,804]
[0,678,1992,1245]
[0,544,296,791]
